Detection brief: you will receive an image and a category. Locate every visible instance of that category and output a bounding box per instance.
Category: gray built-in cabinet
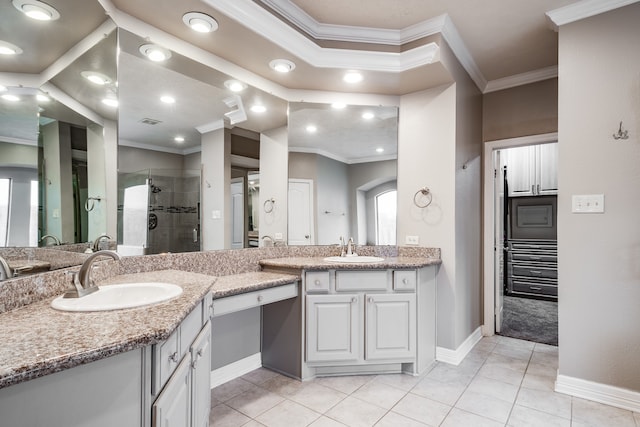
[505,142,558,197]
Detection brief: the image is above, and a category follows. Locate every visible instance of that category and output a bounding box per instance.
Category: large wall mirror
[288,102,398,246]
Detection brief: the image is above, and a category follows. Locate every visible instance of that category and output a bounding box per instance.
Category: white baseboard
[436,327,483,365]
[210,353,262,389]
[555,374,640,413]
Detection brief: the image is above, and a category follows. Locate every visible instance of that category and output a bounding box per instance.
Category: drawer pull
[529,286,543,291]
[168,352,179,363]
[314,280,321,286]
[257,295,263,302]
[529,270,542,275]
[402,278,409,285]
[528,256,541,260]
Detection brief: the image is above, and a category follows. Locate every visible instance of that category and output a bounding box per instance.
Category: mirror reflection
[288,102,398,246]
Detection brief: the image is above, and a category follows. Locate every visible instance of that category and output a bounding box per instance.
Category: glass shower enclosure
[118,169,200,255]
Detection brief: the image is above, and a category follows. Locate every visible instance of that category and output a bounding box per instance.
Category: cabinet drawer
[335,270,388,292]
[152,329,180,396]
[306,271,330,293]
[511,280,557,297]
[393,270,416,291]
[511,264,557,279]
[510,252,557,263]
[212,283,298,317]
[509,241,557,251]
[179,303,202,360]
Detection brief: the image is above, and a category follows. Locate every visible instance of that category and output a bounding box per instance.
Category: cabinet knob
[168,352,178,363]
[257,295,263,302]
[402,278,409,285]
[351,297,357,303]
[191,359,198,369]
[314,280,321,286]
[368,297,374,303]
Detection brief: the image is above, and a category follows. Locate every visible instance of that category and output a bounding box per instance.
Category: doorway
[483,133,559,346]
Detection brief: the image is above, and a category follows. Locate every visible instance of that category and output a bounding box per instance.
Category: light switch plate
[211,210,221,219]
[405,235,419,245]
[572,194,605,213]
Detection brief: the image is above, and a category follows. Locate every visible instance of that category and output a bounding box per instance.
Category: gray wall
[557,3,640,391]
[316,155,349,245]
[118,145,184,174]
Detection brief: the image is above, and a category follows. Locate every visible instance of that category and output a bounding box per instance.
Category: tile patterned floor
[210,336,640,427]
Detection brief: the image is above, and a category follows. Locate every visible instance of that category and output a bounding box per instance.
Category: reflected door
[230,179,244,249]
[288,179,314,245]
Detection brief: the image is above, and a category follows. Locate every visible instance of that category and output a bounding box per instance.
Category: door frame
[482,132,558,336]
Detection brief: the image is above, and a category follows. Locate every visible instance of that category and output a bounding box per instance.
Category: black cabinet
[507,239,557,300]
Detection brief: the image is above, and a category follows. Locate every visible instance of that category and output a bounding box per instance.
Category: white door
[230,179,244,249]
[365,293,416,360]
[288,179,314,245]
[495,151,506,333]
[306,294,359,362]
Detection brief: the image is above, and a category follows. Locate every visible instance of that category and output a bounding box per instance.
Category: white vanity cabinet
[152,296,212,427]
[302,267,434,378]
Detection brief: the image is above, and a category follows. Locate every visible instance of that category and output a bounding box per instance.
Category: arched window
[375,189,396,245]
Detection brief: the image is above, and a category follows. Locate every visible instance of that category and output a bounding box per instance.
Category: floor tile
[525,361,557,378]
[308,416,347,426]
[571,397,637,427]
[455,389,513,423]
[492,343,533,361]
[530,350,559,368]
[410,376,468,406]
[260,375,308,397]
[440,408,504,427]
[498,336,536,350]
[477,362,525,386]
[225,385,285,418]
[375,411,429,426]
[314,375,374,395]
[485,352,529,372]
[289,382,347,413]
[392,392,451,426]
[515,387,571,419]
[255,400,321,427]
[373,373,422,391]
[211,378,255,402]
[520,372,555,392]
[324,396,387,427]
[242,421,267,427]
[426,363,475,386]
[533,342,558,354]
[350,380,407,409]
[242,368,282,385]
[507,404,570,427]
[466,375,520,403]
[209,403,251,427]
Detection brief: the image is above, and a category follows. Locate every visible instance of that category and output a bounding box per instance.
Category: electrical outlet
[274,232,283,240]
[405,235,419,245]
[211,210,221,219]
[572,194,605,213]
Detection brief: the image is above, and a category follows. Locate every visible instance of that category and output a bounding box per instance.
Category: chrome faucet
[63,250,120,298]
[346,237,356,256]
[40,234,61,246]
[338,236,346,256]
[0,256,13,281]
[92,234,112,252]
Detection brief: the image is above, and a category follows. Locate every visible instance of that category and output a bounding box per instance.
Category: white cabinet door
[191,322,211,427]
[504,145,536,197]
[537,143,558,195]
[365,293,416,360]
[153,355,191,427]
[306,294,360,362]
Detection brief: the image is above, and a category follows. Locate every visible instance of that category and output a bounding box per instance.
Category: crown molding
[484,65,558,93]
[119,139,199,155]
[0,136,37,146]
[546,0,640,30]
[288,146,396,165]
[41,82,104,126]
[196,119,225,134]
[439,15,487,91]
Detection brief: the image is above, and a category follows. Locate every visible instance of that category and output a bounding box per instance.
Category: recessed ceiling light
[343,71,363,84]
[182,12,218,33]
[331,102,346,109]
[139,44,171,62]
[362,112,375,120]
[160,95,175,104]
[2,94,20,102]
[81,71,111,86]
[306,125,317,133]
[36,93,50,102]
[174,136,185,143]
[251,105,266,113]
[0,41,23,55]
[376,148,384,153]
[269,59,296,73]
[12,0,60,21]
[101,97,118,108]
[224,80,247,92]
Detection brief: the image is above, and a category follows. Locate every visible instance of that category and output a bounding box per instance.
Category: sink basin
[323,256,385,263]
[51,282,183,312]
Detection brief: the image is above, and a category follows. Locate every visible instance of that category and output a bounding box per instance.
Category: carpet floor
[499,295,558,346]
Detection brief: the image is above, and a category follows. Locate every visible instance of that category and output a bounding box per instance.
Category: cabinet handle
[257,295,263,302]
[529,286,543,291]
[537,184,541,194]
[351,297,357,303]
[532,184,536,194]
[191,359,198,369]
[197,349,203,357]
[168,352,178,363]
[529,256,541,260]
[529,270,542,275]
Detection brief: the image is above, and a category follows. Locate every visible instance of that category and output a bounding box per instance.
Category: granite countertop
[0,269,215,389]
[7,259,51,274]
[259,256,442,270]
[211,271,300,298]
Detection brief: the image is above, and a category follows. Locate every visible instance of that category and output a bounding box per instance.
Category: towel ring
[413,187,432,208]
[263,198,275,213]
[85,197,102,212]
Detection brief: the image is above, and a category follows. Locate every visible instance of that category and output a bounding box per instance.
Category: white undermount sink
[51,282,183,312]
[323,256,385,263]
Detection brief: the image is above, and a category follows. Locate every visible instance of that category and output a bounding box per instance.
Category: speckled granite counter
[211,271,300,298]
[259,256,441,271]
[0,270,215,389]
